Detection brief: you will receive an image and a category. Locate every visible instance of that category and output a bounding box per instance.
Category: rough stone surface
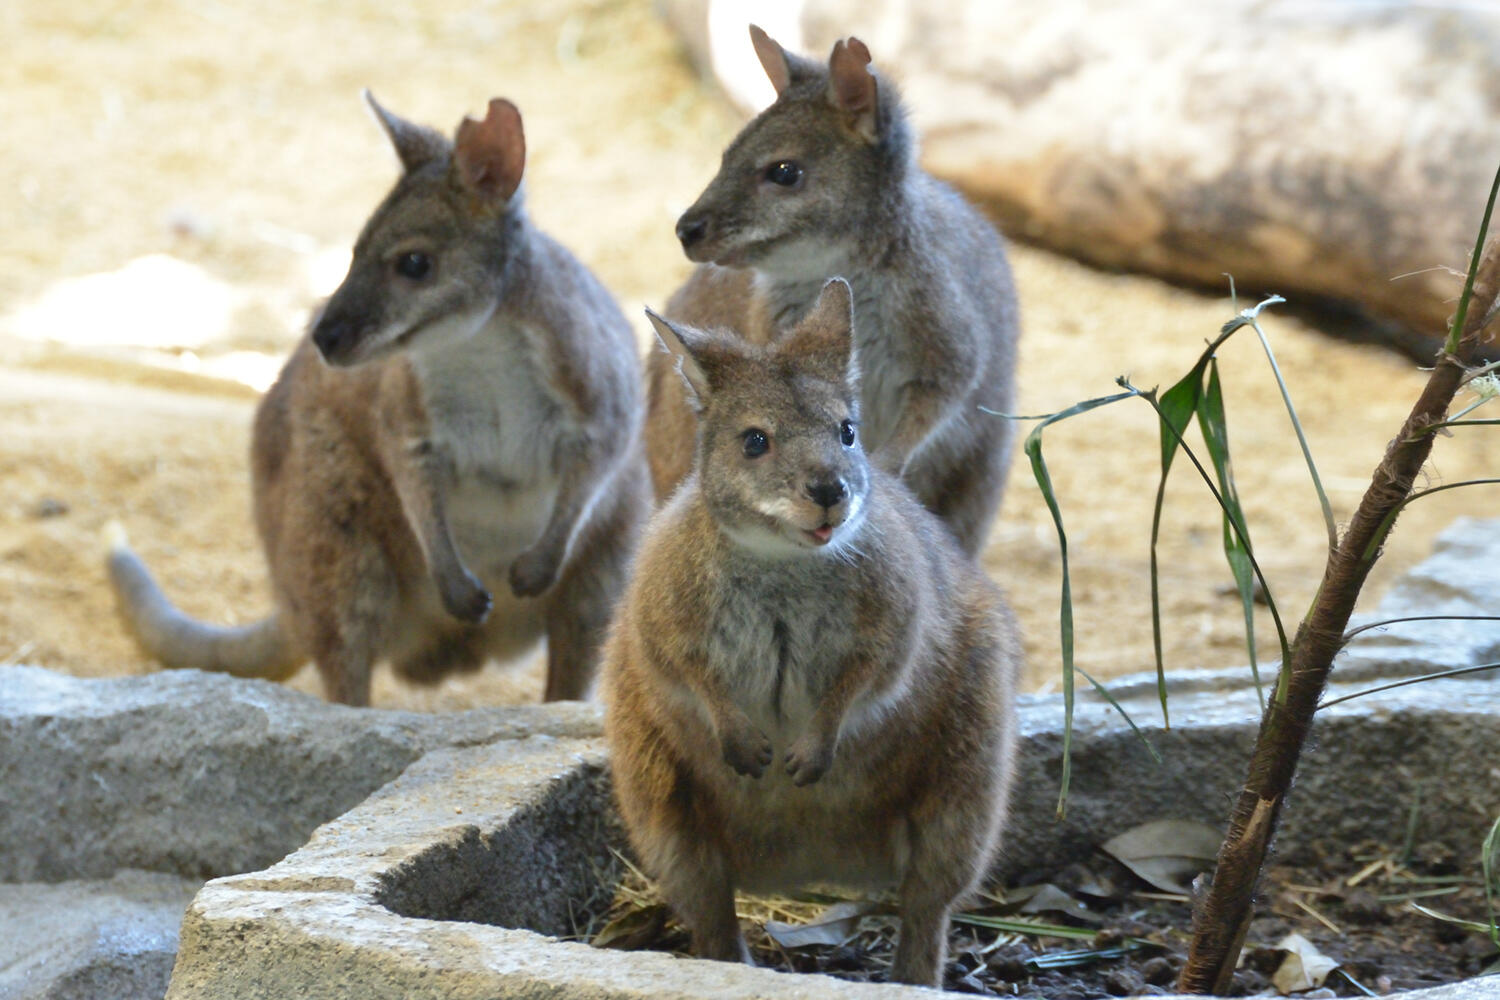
[0,869,199,1000]
[660,0,1500,353]
[0,666,601,882]
[165,680,1500,999]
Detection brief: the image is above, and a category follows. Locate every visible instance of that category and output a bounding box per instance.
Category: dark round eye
[764,160,802,187]
[840,420,856,447]
[395,252,431,280]
[742,428,770,458]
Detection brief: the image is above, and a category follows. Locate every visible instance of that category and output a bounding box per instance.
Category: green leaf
[1021,389,1138,819]
[1484,815,1500,949]
[1149,369,1206,728]
[949,913,1097,940]
[1446,159,1500,355]
[1194,359,1264,708]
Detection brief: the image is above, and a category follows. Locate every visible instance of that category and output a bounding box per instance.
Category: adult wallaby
[644,26,1020,557]
[108,94,649,706]
[607,280,1020,987]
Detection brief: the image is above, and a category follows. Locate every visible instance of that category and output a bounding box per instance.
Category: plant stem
[1175,239,1500,994]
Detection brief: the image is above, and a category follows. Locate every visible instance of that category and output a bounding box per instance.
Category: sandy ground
[2,0,1496,711]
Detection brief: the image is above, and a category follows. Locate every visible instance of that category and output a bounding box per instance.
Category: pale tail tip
[103,520,129,555]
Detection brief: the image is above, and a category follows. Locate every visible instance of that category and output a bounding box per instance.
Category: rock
[659,0,1500,355]
[0,665,601,882]
[0,869,199,1000]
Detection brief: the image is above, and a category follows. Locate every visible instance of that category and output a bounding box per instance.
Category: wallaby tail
[104,522,302,680]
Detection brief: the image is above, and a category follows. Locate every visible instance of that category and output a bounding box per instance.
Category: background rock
[0,666,601,882]
[660,0,1500,355]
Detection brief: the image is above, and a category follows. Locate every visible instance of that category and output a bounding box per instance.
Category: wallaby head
[673,26,913,277]
[312,92,528,367]
[646,278,870,557]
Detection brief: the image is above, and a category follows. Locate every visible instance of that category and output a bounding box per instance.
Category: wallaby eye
[764,160,803,187]
[742,428,770,458]
[840,420,856,447]
[394,251,431,280]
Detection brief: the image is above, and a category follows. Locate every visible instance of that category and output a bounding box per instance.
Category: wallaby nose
[675,214,708,250]
[805,479,848,510]
[312,317,354,363]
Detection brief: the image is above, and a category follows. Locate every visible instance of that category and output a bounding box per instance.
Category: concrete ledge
[166,680,1500,999]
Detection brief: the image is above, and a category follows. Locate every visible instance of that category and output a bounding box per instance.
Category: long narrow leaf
[1195,359,1264,708]
[949,913,1096,940]
[1021,389,1139,818]
[1485,815,1500,948]
[1446,159,1500,354]
[1238,299,1336,552]
[1077,667,1160,762]
[1148,371,1204,729]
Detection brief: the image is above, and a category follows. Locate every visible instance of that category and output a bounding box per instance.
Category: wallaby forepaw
[720,722,773,779]
[783,733,834,786]
[439,571,492,624]
[508,547,561,597]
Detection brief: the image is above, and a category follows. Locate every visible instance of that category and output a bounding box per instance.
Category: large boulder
[661,0,1500,355]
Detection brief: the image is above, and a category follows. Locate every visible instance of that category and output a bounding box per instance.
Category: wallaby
[606,280,1020,987]
[108,94,649,706]
[645,26,1021,558]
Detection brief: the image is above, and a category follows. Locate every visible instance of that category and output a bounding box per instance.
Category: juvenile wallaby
[606,280,1020,987]
[108,94,649,706]
[645,26,1020,557]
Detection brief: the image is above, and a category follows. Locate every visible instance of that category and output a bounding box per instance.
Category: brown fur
[605,280,1020,986]
[647,28,1021,557]
[109,95,648,705]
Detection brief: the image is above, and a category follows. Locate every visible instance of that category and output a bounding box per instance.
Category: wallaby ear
[646,308,713,406]
[453,98,526,202]
[782,278,858,387]
[828,37,878,141]
[749,24,823,96]
[364,90,449,173]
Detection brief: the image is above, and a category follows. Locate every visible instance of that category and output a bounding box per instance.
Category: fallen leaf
[1272,932,1339,994]
[764,900,876,949]
[1100,819,1222,894]
[592,903,671,950]
[1014,883,1104,924]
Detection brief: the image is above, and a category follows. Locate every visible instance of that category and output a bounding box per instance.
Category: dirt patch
[2,0,1497,710]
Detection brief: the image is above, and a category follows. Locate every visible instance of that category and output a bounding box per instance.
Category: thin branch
[1343,614,1500,642]
[1318,661,1500,711]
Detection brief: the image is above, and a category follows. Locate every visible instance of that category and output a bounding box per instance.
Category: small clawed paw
[721,725,773,779]
[784,735,834,786]
[509,548,560,597]
[440,572,492,624]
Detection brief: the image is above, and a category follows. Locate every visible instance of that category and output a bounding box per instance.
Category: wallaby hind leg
[289,543,399,707]
[891,795,999,986]
[654,833,748,964]
[542,486,644,700]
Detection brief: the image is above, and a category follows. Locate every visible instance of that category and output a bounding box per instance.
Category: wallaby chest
[701,555,858,736]
[408,320,564,566]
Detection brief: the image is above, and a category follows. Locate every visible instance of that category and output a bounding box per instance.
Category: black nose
[312,317,354,362]
[676,214,708,249]
[806,479,848,510]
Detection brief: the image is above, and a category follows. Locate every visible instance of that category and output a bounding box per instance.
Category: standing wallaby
[645,26,1021,557]
[606,280,1020,987]
[108,94,649,706]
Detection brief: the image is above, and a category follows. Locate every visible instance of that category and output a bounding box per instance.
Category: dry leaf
[1100,819,1221,894]
[592,903,670,950]
[1015,883,1104,925]
[1272,932,1340,994]
[764,900,875,949]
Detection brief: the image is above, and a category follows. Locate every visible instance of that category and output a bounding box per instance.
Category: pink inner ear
[750,24,791,95]
[829,38,875,115]
[455,99,525,200]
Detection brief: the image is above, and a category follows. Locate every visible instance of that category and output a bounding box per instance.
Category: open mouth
[804,524,834,546]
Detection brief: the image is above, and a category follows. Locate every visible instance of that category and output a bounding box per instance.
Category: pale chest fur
[699,553,859,741]
[409,320,566,571]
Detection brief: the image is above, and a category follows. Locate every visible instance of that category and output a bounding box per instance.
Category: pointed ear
[749,24,792,95]
[781,278,858,387]
[646,308,713,406]
[828,38,878,141]
[453,98,526,202]
[364,90,449,173]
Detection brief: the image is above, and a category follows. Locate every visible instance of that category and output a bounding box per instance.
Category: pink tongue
[813,525,833,543]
